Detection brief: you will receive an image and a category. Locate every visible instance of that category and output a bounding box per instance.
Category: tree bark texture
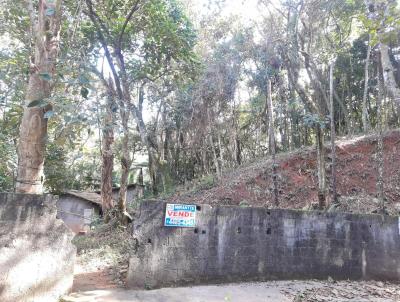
[362,36,371,132]
[380,43,400,113]
[130,86,161,194]
[207,109,221,179]
[138,168,144,185]
[267,79,279,206]
[16,0,62,193]
[209,134,221,179]
[366,0,400,115]
[376,62,385,213]
[330,62,337,204]
[118,104,131,214]
[235,135,241,166]
[101,94,115,213]
[316,124,326,209]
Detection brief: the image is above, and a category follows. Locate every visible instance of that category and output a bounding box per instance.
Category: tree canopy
[0,0,399,212]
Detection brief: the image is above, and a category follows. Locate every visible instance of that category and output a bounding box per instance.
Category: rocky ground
[287,279,400,302]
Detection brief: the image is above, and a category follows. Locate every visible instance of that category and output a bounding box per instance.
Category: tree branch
[84,0,124,101]
[117,0,141,49]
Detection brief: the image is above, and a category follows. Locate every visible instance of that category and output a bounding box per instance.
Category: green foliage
[44,144,71,194]
[1,0,400,199]
[303,114,329,129]
[194,174,215,191]
[357,0,400,47]
[80,87,90,99]
[0,25,25,191]
[0,133,16,191]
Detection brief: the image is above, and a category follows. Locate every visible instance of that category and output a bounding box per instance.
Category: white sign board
[164,203,196,227]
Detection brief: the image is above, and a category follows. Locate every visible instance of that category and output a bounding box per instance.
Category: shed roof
[64,190,102,206]
[95,183,144,194]
[111,183,144,191]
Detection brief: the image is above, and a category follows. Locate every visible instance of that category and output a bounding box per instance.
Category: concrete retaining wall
[127,201,400,288]
[0,193,76,302]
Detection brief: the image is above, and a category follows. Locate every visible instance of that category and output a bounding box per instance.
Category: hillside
[168,129,400,215]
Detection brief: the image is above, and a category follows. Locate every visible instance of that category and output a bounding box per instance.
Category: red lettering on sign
[167,209,194,218]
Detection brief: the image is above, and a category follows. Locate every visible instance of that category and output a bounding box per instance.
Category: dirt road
[62,280,398,302]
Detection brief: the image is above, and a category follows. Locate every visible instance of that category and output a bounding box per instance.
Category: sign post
[164,203,196,227]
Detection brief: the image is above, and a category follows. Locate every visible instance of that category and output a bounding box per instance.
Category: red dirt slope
[169,129,400,214]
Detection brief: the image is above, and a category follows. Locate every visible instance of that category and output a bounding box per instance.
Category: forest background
[0,0,399,217]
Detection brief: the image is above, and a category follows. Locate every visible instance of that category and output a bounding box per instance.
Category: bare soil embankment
[168,129,400,214]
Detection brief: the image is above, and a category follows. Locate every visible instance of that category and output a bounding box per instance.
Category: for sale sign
[164,203,196,227]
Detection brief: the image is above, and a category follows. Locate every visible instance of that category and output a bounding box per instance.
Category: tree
[267,79,279,206]
[363,0,400,118]
[362,35,372,132]
[83,0,197,218]
[16,0,63,193]
[1,0,399,211]
[376,54,385,213]
[330,62,337,204]
[101,82,116,213]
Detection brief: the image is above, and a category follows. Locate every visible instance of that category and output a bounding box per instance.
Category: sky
[188,0,263,24]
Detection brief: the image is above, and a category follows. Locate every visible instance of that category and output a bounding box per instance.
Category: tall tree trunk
[207,109,221,179]
[131,86,160,195]
[232,102,242,166]
[101,93,115,214]
[316,124,326,209]
[288,78,299,149]
[282,91,289,151]
[347,58,355,135]
[148,151,158,194]
[118,104,131,218]
[201,148,208,176]
[160,124,171,193]
[16,0,62,193]
[380,43,400,114]
[377,60,385,213]
[330,62,337,204]
[333,88,350,131]
[362,36,371,132]
[217,131,224,171]
[85,0,159,198]
[138,168,143,185]
[235,135,242,166]
[209,134,221,179]
[267,80,279,206]
[256,119,263,156]
[364,0,400,114]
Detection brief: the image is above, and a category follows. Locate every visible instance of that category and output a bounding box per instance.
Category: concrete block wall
[0,193,76,302]
[127,201,400,288]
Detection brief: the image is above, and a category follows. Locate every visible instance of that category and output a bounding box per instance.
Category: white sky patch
[190,0,263,23]
[218,0,261,21]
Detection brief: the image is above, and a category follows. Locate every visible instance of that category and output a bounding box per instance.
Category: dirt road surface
[62,280,399,302]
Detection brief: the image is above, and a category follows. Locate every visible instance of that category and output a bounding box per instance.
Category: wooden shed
[57,190,102,234]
